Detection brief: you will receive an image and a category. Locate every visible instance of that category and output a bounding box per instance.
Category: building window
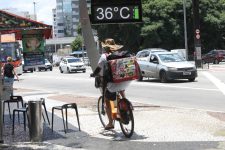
[58,30,64,33]
[57,23,64,26]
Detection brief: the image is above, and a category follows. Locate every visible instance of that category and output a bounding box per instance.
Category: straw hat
[101,38,123,51]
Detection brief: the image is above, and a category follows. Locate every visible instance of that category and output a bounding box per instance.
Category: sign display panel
[91,0,142,24]
[22,29,45,66]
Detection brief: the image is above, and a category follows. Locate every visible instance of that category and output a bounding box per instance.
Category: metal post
[183,0,188,60]
[192,0,202,68]
[33,2,37,21]
[28,100,43,142]
[82,44,84,62]
[0,32,4,143]
[79,0,99,71]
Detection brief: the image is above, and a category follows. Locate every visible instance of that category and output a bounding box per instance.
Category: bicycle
[97,91,134,138]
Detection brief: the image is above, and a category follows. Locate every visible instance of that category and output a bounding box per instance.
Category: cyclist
[91,38,131,130]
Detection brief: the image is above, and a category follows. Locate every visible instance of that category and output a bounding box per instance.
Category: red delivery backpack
[108,56,139,83]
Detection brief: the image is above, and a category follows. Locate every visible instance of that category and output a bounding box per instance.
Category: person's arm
[90,66,101,77]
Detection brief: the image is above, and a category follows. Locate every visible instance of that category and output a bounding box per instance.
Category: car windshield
[67,58,82,63]
[159,53,185,62]
[45,59,50,63]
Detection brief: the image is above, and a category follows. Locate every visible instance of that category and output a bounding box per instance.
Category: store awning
[0,9,52,40]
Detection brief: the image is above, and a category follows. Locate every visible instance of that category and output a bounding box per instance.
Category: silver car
[137,51,197,82]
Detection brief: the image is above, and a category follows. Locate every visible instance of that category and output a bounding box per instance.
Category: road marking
[131,80,218,92]
[202,71,225,95]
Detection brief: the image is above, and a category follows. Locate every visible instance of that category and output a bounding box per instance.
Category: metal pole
[82,44,84,62]
[192,0,202,68]
[183,0,188,60]
[33,2,37,21]
[79,0,99,71]
[0,32,4,143]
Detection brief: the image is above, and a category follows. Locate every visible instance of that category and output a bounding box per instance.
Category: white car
[59,56,86,73]
[137,51,197,82]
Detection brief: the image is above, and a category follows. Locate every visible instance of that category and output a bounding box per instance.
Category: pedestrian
[2,56,19,95]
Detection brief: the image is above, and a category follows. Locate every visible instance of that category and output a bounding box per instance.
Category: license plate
[183,71,191,75]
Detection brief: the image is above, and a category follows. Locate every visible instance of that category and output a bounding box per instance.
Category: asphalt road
[9,63,225,150]
[14,63,225,112]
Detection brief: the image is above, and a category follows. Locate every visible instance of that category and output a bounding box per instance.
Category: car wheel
[188,78,195,82]
[83,70,86,73]
[59,67,63,73]
[50,68,53,71]
[160,71,168,83]
[67,67,70,73]
[45,68,47,71]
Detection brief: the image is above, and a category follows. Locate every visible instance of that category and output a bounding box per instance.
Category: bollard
[28,100,43,142]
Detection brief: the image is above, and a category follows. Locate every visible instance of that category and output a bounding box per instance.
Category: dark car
[202,50,225,64]
[38,59,53,71]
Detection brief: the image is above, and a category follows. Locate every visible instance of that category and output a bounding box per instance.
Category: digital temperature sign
[91,0,142,24]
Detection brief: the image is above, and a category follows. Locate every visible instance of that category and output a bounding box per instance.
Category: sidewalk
[1,88,225,149]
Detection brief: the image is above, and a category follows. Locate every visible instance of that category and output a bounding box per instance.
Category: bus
[0,35,23,75]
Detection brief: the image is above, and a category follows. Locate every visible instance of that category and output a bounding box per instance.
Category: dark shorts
[105,89,116,101]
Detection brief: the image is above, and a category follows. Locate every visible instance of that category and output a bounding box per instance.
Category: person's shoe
[104,124,114,130]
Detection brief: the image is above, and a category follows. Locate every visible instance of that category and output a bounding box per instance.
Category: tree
[71,35,83,51]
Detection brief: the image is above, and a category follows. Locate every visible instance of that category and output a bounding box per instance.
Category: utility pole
[33,2,37,21]
[79,0,99,71]
[0,32,4,143]
[192,0,202,67]
[183,0,188,60]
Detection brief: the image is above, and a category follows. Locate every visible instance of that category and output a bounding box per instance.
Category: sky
[0,0,56,25]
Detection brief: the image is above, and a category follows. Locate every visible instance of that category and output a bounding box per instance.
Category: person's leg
[104,90,114,129]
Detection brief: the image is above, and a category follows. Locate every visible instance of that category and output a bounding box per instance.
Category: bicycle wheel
[119,101,134,138]
[97,96,108,128]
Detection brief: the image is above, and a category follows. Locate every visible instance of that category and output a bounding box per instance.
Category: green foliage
[71,35,83,51]
[76,23,82,35]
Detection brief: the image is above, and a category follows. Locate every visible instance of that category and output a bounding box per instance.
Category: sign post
[192,0,202,68]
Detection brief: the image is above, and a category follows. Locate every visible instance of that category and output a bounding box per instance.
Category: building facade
[53,0,91,38]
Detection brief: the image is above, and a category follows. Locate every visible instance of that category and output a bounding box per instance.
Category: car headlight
[168,67,177,71]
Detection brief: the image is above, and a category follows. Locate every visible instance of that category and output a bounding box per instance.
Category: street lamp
[183,0,188,60]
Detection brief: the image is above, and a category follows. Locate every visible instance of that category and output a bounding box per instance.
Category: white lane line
[131,81,218,91]
[202,71,225,95]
